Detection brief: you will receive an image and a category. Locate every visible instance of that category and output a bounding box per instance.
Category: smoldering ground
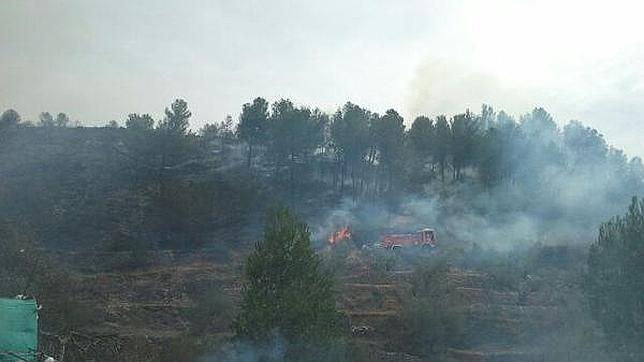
[312,180,626,252]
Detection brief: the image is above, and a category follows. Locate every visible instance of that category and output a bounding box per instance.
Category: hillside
[1,116,641,361]
[4,2,644,360]
[28,241,605,362]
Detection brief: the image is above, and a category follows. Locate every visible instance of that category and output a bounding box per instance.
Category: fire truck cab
[419,228,437,246]
[381,228,437,250]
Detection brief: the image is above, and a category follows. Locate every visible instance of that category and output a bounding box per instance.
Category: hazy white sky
[2,0,644,156]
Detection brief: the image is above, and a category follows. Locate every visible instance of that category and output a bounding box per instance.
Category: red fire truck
[380,228,437,250]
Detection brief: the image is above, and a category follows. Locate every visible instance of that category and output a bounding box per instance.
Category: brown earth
[46,248,561,361]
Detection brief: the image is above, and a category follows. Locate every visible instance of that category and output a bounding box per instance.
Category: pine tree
[586,197,644,360]
[433,115,451,183]
[125,113,154,131]
[233,207,340,348]
[159,98,191,135]
[237,97,269,169]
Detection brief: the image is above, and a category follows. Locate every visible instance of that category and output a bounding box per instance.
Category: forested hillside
[1,100,643,252]
[1,100,643,361]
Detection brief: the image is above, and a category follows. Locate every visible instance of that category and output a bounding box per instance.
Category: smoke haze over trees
[1,97,643,361]
[2,98,642,250]
[3,1,644,360]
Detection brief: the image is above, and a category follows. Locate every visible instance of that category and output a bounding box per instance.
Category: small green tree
[233,207,341,355]
[586,197,644,360]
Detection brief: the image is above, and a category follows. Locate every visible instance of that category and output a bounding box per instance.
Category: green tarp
[0,298,38,362]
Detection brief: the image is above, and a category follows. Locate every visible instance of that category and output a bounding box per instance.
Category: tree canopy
[237,97,269,168]
[160,99,191,135]
[0,109,21,130]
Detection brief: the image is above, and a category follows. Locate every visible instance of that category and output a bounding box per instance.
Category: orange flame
[328,226,352,245]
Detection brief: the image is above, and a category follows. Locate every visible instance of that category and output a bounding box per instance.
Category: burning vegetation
[328,226,352,246]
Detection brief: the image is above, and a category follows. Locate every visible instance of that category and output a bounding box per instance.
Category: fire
[328,226,352,245]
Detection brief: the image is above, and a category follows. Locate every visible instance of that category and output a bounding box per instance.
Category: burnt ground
[45,246,594,362]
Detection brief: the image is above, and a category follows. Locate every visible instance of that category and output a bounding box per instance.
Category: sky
[2,0,644,157]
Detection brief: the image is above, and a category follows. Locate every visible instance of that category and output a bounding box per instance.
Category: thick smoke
[311,174,634,251]
[312,109,643,252]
